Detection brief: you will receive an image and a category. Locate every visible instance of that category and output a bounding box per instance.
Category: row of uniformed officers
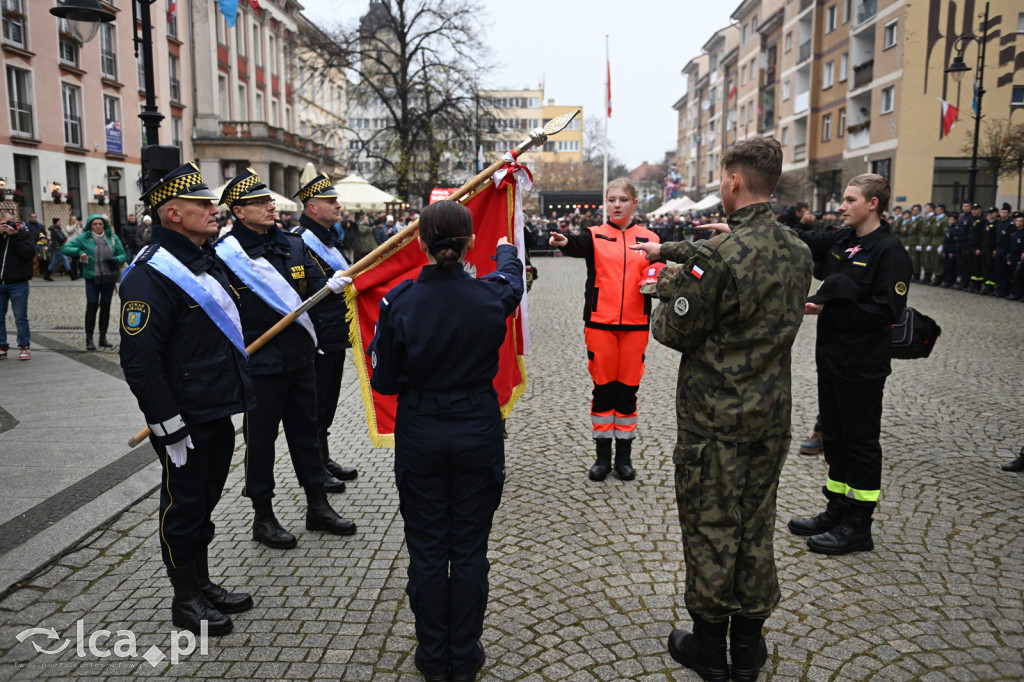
[119,164,361,637]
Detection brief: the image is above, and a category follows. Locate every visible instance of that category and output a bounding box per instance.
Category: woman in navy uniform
[369,201,523,682]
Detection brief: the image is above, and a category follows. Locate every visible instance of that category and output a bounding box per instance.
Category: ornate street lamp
[945,1,989,205]
[48,0,114,44]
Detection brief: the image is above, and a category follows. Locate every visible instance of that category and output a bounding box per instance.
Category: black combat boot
[305,485,357,535]
[323,470,347,493]
[320,434,358,481]
[195,547,253,614]
[613,438,636,480]
[730,616,768,682]
[588,439,612,481]
[251,498,297,549]
[98,301,112,347]
[1001,447,1024,472]
[667,612,729,682]
[166,562,233,636]
[807,501,875,555]
[85,302,98,351]
[787,486,845,536]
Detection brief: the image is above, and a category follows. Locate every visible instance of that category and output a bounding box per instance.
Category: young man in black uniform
[290,172,359,484]
[993,203,1014,297]
[217,167,356,550]
[788,173,911,555]
[119,163,256,635]
[980,206,999,295]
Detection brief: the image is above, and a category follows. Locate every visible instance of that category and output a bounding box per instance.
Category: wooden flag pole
[128,110,580,447]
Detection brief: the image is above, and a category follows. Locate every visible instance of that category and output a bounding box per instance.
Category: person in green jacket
[62,214,126,350]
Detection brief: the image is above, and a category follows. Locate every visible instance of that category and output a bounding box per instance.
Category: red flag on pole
[728,84,737,100]
[938,98,958,138]
[607,59,612,118]
[347,168,529,446]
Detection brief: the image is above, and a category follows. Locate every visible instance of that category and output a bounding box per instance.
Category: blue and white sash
[215,236,317,346]
[300,230,350,273]
[145,247,248,358]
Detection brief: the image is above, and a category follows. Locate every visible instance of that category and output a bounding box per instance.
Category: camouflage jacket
[653,202,813,442]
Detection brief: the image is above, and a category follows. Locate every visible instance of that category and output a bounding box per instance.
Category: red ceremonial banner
[346,178,526,447]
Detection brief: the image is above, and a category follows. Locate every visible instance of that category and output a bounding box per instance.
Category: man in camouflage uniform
[632,137,812,682]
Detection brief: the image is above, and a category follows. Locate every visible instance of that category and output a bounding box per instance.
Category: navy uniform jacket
[797,223,912,382]
[221,221,328,376]
[981,220,997,250]
[119,225,255,443]
[995,219,1014,253]
[292,214,351,352]
[369,244,524,396]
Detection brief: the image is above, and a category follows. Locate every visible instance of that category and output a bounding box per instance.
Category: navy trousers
[395,386,504,677]
[243,365,327,500]
[314,348,346,457]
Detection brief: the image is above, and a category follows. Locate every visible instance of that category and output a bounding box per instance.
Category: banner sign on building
[105,119,123,155]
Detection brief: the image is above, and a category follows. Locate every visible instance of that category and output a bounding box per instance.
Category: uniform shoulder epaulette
[134,244,159,263]
[381,279,413,308]
[280,229,305,243]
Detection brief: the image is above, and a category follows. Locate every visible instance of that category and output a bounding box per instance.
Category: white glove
[926,245,932,251]
[938,245,943,254]
[915,245,923,251]
[166,435,194,468]
[326,272,352,294]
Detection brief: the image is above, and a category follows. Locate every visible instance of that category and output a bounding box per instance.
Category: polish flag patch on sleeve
[690,264,705,279]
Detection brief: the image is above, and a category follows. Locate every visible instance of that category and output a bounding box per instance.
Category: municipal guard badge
[895,281,907,296]
[674,296,690,316]
[122,301,150,335]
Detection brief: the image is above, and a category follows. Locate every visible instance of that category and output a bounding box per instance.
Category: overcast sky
[298,1,737,170]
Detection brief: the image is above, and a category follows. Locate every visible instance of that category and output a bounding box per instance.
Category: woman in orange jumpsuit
[549,179,661,481]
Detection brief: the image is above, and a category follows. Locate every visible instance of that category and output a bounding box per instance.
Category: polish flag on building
[938,98,958,138]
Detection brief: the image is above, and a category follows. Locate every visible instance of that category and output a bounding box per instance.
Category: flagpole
[603,34,609,224]
[128,109,581,447]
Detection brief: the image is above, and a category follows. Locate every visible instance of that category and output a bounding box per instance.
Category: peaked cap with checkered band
[141,162,218,210]
[293,172,339,202]
[221,167,273,209]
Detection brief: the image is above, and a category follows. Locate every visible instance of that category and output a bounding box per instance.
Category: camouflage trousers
[674,431,788,622]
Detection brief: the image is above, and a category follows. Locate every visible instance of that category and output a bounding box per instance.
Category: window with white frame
[785,32,792,52]
[103,94,120,128]
[822,113,832,141]
[839,107,847,136]
[782,80,791,100]
[556,140,579,152]
[1012,85,1024,105]
[1018,13,1024,32]
[823,60,834,89]
[255,91,264,120]
[880,85,894,113]
[218,74,229,117]
[782,126,789,145]
[171,115,182,147]
[137,50,145,88]
[826,5,837,33]
[216,15,226,44]
[235,16,245,56]
[843,0,851,23]
[167,0,177,38]
[168,54,180,102]
[741,64,747,85]
[238,83,248,119]
[57,18,80,67]
[6,65,33,137]
[839,52,848,81]
[2,0,27,49]
[884,20,898,49]
[62,82,83,146]
[100,24,117,80]
[269,35,277,75]
[742,24,748,44]
[271,99,278,126]
[252,24,261,67]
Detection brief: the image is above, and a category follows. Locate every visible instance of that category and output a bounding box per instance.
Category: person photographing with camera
[0,212,35,360]
[62,214,127,350]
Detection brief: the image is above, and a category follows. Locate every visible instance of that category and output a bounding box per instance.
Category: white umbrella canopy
[209,183,299,213]
[299,162,317,186]
[691,194,722,211]
[334,175,395,211]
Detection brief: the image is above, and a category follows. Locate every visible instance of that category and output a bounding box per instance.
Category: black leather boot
[589,439,612,481]
[251,498,297,549]
[323,470,347,494]
[98,301,112,347]
[667,612,729,682]
[196,547,253,614]
[613,438,636,480]
[807,501,875,555]
[1001,447,1024,472]
[787,486,845,536]
[730,616,768,682]
[320,434,358,481]
[305,485,356,536]
[166,562,233,636]
[85,302,98,351]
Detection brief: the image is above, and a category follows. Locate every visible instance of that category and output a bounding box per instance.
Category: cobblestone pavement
[2,260,1023,680]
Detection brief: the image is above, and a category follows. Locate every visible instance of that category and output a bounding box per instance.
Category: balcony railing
[211,120,335,159]
[847,126,871,150]
[853,60,873,89]
[797,40,812,64]
[793,142,807,162]
[9,102,33,137]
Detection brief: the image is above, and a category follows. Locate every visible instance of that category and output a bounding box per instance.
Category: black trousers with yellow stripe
[155,417,236,568]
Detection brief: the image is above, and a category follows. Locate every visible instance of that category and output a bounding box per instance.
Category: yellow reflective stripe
[826,478,848,495]
[846,487,880,502]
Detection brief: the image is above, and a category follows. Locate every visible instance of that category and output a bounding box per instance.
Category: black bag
[891,306,941,359]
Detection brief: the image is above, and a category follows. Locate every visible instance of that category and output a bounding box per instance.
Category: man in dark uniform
[967,203,986,292]
[1007,211,1024,301]
[954,201,974,289]
[119,163,256,636]
[217,167,355,550]
[788,173,911,556]
[942,209,961,288]
[994,203,1015,297]
[290,172,359,484]
[980,206,999,294]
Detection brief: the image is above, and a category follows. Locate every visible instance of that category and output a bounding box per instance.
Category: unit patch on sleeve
[674,296,690,316]
[122,301,151,336]
[894,281,907,296]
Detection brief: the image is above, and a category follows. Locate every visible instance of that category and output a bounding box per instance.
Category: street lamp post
[945,1,989,205]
